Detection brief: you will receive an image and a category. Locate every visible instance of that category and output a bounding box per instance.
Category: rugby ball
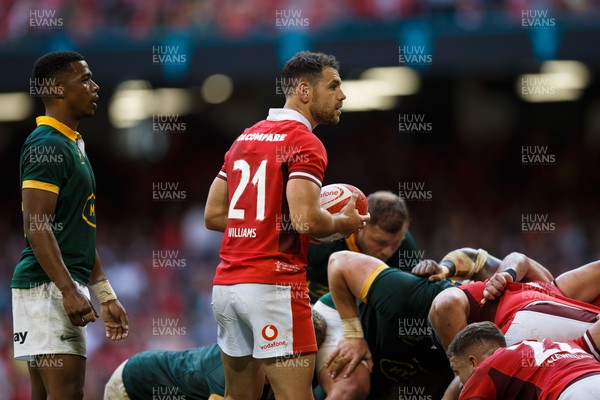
[315,183,368,243]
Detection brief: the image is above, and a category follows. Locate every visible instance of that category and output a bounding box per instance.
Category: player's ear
[56,83,66,98]
[297,81,310,103]
[468,354,478,368]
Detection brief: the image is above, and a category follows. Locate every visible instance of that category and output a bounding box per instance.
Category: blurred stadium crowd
[0,0,598,40]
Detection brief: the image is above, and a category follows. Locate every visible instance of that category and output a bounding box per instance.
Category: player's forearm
[441,376,462,400]
[88,250,106,285]
[88,250,119,304]
[441,248,499,281]
[472,253,502,281]
[205,213,227,232]
[26,226,77,293]
[498,252,553,282]
[294,208,342,238]
[328,258,359,320]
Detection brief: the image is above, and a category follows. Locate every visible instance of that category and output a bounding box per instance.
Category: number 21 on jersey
[229,159,267,221]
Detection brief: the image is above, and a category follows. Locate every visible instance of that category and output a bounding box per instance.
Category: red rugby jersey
[460,281,600,334]
[459,334,600,400]
[213,109,327,286]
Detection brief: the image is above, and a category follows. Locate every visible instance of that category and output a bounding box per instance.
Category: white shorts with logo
[12,281,89,361]
[104,360,130,400]
[212,283,317,359]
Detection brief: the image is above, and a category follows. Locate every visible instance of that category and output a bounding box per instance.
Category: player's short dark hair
[32,51,85,90]
[447,321,506,359]
[281,51,340,96]
[367,191,409,234]
[312,308,327,348]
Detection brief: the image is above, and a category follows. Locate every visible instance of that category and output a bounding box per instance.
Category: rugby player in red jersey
[429,254,600,399]
[205,51,369,400]
[448,321,600,400]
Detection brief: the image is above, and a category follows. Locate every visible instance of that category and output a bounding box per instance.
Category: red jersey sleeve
[574,330,600,361]
[216,150,230,181]
[459,366,496,400]
[286,128,327,188]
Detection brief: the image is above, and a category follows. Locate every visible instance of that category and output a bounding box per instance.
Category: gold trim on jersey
[359,263,388,303]
[209,395,224,400]
[22,179,59,194]
[36,116,81,142]
[345,234,360,252]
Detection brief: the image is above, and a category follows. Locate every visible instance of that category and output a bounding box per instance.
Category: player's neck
[44,108,80,132]
[282,101,317,130]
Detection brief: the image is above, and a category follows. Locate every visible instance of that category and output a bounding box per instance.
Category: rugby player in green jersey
[322,248,525,399]
[104,309,329,399]
[12,51,128,400]
[307,191,419,304]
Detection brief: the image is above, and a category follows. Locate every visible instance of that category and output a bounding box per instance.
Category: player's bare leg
[34,354,85,400]
[262,353,316,400]
[221,353,264,400]
[28,361,47,400]
[318,362,370,399]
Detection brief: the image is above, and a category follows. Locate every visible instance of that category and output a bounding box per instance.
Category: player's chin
[326,114,341,125]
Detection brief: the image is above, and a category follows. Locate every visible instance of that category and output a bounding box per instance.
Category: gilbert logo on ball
[316,183,368,243]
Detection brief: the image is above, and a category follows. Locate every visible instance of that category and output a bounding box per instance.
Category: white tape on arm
[90,279,117,304]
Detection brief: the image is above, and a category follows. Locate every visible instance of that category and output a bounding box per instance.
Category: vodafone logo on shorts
[262,324,278,341]
[260,325,287,350]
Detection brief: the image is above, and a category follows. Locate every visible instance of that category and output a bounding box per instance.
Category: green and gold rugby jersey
[306,230,419,303]
[12,116,97,288]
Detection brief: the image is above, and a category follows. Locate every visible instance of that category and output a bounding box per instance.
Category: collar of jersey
[266,108,312,131]
[36,116,81,142]
[345,234,360,252]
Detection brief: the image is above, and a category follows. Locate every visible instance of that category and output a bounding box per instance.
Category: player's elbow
[327,251,353,275]
[204,211,226,232]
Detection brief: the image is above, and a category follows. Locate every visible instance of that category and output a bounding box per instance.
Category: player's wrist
[440,260,456,278]
[56,279,79,294]
[341,317,364,338]
[503,268,517,282]
[90,279,118,304]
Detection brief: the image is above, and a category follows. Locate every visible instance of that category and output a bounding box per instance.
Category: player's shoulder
[24,125,70,149]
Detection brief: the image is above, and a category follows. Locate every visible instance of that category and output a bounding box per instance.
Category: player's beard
[310,96,340,126]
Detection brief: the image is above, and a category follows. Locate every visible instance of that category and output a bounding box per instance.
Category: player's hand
[62,285,99,327]
[325,337,372,379]
[481,272,513,304]
[337,192,370,236]
[100,299,129,340]
[411,260,446,282]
